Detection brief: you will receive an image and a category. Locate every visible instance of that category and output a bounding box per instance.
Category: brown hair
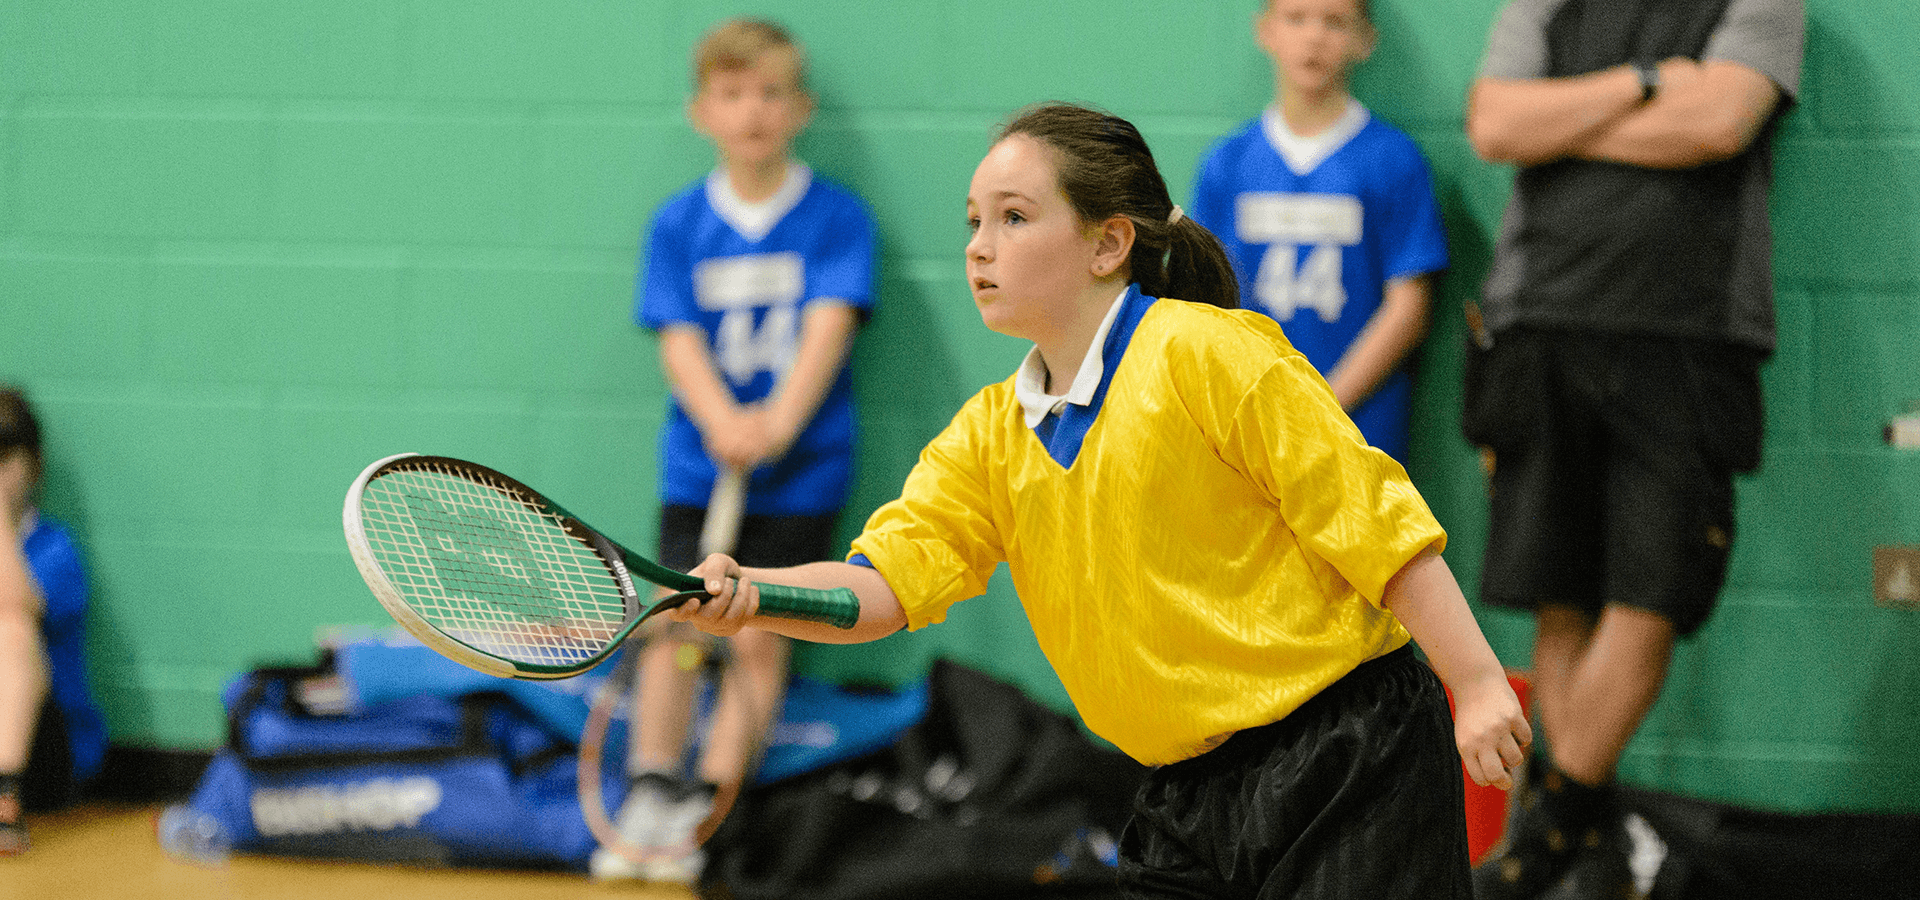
[692,18,807,91]
[997,103,1239,310]
[0,385,43,489]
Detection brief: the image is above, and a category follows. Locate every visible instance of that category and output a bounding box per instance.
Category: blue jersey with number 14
[1191,107,1447,462]
[637,167,877,515]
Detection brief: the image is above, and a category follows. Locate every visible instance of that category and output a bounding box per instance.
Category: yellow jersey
[850,289,1444,765]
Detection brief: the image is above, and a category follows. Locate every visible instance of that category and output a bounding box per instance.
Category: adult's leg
[1527,603,1595,761]
[1480,605,1668,900]
[1539,604,1675,786]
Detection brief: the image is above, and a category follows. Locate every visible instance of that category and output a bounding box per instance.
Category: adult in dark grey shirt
[1463,1,1802,898]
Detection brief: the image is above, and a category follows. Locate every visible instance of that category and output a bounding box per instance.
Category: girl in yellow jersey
[667,102,1529,899]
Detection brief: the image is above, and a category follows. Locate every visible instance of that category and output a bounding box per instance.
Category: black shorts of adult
[1466,326,1765,637]
[655,503,841,575]
[1119,645,1470,900]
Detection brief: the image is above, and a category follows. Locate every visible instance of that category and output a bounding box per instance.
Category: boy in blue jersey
[1190,0,1448,463]
[594,18,877,884]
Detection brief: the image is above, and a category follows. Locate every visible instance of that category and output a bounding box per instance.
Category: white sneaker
[640,779,714,884]
[589,772,668,881]
[589,773,715,884]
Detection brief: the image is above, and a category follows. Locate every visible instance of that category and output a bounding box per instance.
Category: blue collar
[1030,284,1155,468]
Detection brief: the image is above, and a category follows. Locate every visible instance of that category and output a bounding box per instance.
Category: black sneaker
[1474,799,1584,899]
[1474,775,1612,894]
[1538,814,1637,900]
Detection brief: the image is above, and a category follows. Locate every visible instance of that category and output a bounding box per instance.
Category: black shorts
[23,695,78,812]
[1465,328,1764,636]
[1119,646,1470,900]
[655,504,840,573]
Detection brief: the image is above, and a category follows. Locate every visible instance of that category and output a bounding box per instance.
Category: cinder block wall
[3,0,1913,813]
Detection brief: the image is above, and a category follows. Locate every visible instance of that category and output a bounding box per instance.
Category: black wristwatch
[1635,62,1661,104]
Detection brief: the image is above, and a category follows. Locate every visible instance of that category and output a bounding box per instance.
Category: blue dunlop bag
[332,635,929,788]
[165,653,618,869]
[162,638,932,871]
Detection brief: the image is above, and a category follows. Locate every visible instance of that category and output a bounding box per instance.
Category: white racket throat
[700,468,747,558]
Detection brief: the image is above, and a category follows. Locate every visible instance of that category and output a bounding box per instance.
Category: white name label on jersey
[1235,193,1362,323]
[695,252,805,311]
[1234,193,1362,246]
[695,252,805,385]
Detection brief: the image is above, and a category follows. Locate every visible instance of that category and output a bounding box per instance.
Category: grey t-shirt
[1480,0,1803,89]
[1476,0,1805,350]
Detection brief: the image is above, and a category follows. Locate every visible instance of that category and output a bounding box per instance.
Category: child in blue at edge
[665,103,1527,899]
[2,385,108,856]
[1190,0,1447,463]
[596,17,877,885]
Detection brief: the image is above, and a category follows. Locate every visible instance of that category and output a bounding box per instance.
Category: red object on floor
[1444,670,1533,865]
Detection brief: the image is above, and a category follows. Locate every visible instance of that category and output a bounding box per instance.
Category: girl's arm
[668,556,908,645]
[1323,274,1431,412]
[1381,547,1531,790]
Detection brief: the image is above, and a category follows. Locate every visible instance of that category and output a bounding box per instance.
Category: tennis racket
[343,452,859,680]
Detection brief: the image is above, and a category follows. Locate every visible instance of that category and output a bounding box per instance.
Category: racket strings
[357,461,628,666]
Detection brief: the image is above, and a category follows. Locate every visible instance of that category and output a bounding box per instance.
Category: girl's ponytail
[1159,215,1240,311]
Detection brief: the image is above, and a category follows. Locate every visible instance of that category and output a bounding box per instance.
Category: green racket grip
[755,582,861,630]
[614,549,860,630]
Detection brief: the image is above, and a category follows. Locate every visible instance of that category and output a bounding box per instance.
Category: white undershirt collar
[706,162,812,243]
[1260,98,1370,176]
[1013,288,1129,428]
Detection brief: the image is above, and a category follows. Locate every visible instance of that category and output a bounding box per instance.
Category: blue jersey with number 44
[1191,106,1447,462]
[637,166,877,515]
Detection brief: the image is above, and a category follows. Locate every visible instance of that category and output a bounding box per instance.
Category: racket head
[344,453,647,679]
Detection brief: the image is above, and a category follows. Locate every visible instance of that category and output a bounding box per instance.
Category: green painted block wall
[2,0,1915,814]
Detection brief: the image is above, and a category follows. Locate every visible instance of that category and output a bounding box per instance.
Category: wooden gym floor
[0,802,696,900]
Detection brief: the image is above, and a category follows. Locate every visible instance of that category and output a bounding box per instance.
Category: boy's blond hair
[692,18,808,91]
[1264,0,1373,23]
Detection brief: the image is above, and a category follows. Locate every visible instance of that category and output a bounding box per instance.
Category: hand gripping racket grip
[615,547,860,630]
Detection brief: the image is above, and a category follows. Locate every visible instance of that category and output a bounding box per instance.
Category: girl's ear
[1091,215,1136,278]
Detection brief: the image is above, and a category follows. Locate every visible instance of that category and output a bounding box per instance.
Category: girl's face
[965,135,1105,342]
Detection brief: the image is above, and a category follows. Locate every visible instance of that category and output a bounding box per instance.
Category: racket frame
[344,452,855,680]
